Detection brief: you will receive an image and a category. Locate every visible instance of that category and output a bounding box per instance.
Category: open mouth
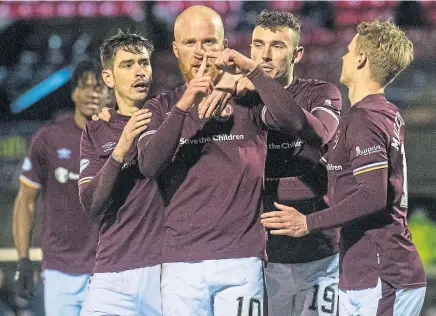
[132,81,149,92]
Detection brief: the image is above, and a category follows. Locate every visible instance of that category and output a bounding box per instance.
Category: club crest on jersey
[212,103,233,122]
[57,148,71,159]
[332,130,340,150]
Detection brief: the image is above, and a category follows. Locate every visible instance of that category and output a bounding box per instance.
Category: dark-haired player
[262,20,427,316]
[13,60,110,316]
[234,10,342,316]
[78,30,162,315]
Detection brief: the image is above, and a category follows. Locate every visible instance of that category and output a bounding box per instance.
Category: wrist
[111,148,125,163]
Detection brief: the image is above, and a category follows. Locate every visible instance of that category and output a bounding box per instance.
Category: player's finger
[261,211,283,219]
[274,202,294,211]
[134,118,151,129]
[262,222,288,229]
[92,114,99,121]
[196,54,208,78]
[132,125,148,137]
[205,94,222,119]
[198,94,213,119]
[134,112,152,122]
[270,229,293,236]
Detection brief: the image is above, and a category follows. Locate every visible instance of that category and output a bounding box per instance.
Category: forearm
[13,196,34,259]
[138,107,188,177]
[248,66,306,134]
[79,155,122,218]
[306,181,387,231]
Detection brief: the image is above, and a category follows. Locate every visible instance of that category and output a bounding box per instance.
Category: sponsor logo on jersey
[57,148,71,159]
[326,163,343,171]
[180,133,244,145]
[22,157,32,171]
[268,140,303,150]
[355,145,382,157]
[102,142,117,152]
[80,159,90,173]
[54,167,79,183]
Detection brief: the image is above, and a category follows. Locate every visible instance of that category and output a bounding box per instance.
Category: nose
[262,45,272,62]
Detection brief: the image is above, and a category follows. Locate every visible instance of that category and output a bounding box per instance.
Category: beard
[178,59,221,83]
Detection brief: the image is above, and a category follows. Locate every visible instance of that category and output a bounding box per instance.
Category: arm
[307,112,388,231]
[13,183,38,260]
[247,66,341,146]
[79,111,149,218]
[138,55,212,178]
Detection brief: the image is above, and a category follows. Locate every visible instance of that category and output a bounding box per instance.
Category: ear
[71,87,78,104]
[357,51,367,70]
[173,41,179,60]
[292,46,304,64]
[101,69,114,89]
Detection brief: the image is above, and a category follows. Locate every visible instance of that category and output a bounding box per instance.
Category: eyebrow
[253,39,286,46]
[118,57,150,66]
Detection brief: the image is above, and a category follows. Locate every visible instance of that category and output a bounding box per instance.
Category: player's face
[251,26,298,82]
[173,17,225,82]
[105,47,152,106]
[340,35,358,86]
[72,72,111,119]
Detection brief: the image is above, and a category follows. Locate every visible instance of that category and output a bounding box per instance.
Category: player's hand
[208,49,258,75]
[236,77,256,96]
[177,54,214,112]
[92,107,111,122]
[197,89,232,120]
[112,109,152,163]
[261,202,309,237]
[14,258,34,300]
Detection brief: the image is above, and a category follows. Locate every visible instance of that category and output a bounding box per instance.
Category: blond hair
[356,20,413,86]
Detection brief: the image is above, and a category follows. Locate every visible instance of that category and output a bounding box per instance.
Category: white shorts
[80,265,161,316]
[265,254,339,316]
[43,269,90,316]
[339,277,426,316]
[161,257,264,316]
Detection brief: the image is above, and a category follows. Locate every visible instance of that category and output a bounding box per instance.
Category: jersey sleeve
[306,110,389,231]
[137,98,188,178]
[19,128,47,189]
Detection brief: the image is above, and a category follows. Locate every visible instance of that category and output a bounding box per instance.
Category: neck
[74,108,88,130]
[278,67,294,88]
[348,76,384,106]
[117,100,142,116]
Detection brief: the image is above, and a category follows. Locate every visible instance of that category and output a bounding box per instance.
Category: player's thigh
[338,278,382,316]
[264,262,296,316]
[161,262,212,316]
[43,269,90,316]
[295,278,338,316]
[213,257,264,316]
[377,282,426,316]
[80,271,136,316]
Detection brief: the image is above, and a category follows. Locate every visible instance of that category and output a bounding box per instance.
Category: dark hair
[100,29,154,69]
[71,60,103,91]
[256,10,301,43]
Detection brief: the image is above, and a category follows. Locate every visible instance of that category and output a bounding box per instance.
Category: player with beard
[13,60,110,316]
[261,20,427,315]
[136,5,303,316]
[78,31,163,315]
[217,10,342,316]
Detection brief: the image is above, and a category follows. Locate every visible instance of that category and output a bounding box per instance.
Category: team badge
[332,130,340,150]
[212,103,233,122]
[57,148,71,159]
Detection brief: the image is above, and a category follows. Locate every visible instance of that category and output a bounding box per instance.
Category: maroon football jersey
[20,116,99,273]
[79,109,165,272]
[263,76,341,264]
[307,94,426,289]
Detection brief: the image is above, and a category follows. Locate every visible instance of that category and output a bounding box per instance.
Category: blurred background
[0,0,435,315]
